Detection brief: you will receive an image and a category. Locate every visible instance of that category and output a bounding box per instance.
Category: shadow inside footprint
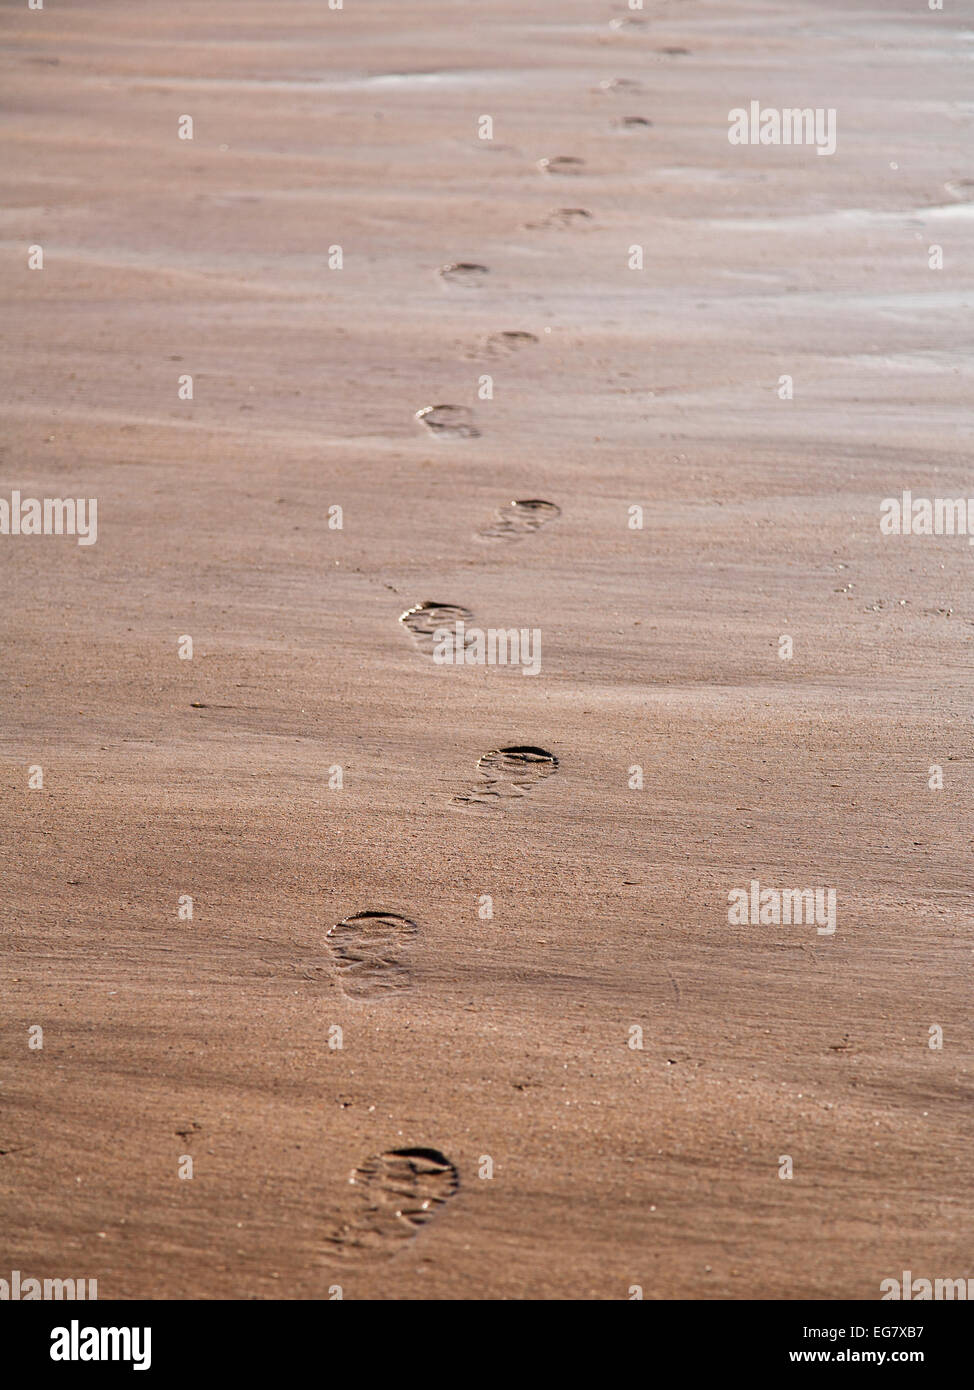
[326,911,418,1000]
[327,1147,459,1255]
[400,601,474,658]
[478,498,560,542]
[453,745,558,813]
[415,404,479,438]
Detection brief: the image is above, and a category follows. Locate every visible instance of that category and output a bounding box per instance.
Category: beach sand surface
[1,0,972,1298]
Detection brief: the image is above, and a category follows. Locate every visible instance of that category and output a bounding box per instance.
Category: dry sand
[1,0,972,1299]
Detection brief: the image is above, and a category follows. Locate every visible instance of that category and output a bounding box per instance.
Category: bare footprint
[526,207,592,230]
[415,404,479,438]
[478,498,560,542]
[537,156,585,175]
[400,601,474,658]
[439,261,489,287]
[327,1148,459,1255]
[326,911,418,1000]
[453,745,558,813]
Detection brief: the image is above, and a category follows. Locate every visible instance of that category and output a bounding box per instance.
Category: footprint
[415,404,479,438]
[439,261,489,287]
[400,601,474,658]
[478,498,560,542]
[537,156,586,175]
[526,207,592,230]
[326,911,418,1000]
[479,329,539,358]
[595,77,642,93]
[327,1148,459,1255]
[453,745,558,813]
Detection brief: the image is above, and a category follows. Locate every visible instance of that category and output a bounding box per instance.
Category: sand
[1,0,972,1299]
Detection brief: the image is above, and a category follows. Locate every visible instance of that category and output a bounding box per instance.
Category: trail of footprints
[329,63,698,1268]
[324,59,687,1257]
[327,106,608,1267]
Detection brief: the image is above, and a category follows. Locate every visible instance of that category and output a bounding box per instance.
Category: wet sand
[1,0,972,1298]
